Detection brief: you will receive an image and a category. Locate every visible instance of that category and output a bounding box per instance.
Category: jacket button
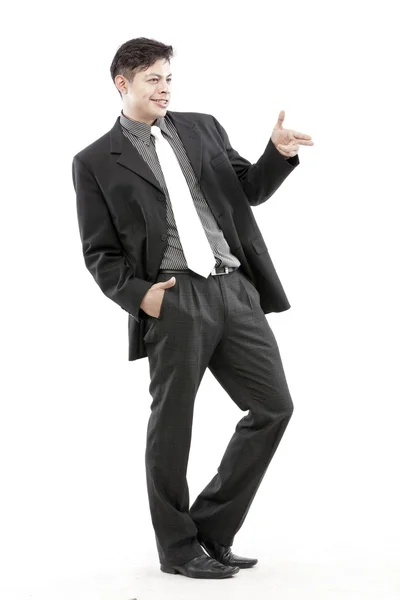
[161,234,167,241]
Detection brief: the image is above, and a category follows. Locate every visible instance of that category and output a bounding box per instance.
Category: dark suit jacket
[72,111,300,361]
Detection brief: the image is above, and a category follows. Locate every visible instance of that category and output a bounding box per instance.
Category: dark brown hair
[110,37,174,98]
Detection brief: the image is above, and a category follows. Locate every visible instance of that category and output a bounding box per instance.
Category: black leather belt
[158,266,238,276]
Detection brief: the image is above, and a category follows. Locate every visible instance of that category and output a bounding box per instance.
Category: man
[72,37,314,580]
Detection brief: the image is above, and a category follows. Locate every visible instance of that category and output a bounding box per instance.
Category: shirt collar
[119,109,170,145]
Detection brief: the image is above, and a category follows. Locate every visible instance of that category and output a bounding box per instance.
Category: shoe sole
[160,564,239,578]
[233,562,258,568]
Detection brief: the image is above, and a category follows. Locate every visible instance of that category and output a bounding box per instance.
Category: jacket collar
[109,110,203,195]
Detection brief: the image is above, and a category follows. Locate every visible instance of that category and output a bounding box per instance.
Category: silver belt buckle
[211,266,229,276]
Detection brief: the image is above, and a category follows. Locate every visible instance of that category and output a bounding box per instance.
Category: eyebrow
[145,73,172,78]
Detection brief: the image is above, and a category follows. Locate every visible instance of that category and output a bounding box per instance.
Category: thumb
[275,109,285,128]
[157,276,176,288]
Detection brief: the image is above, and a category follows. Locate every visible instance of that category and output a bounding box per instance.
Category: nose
[159,83,171,95]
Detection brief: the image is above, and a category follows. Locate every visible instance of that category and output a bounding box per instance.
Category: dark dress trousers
[72,110,299,566]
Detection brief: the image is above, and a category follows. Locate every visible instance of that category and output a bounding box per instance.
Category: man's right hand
[140,276,176,318]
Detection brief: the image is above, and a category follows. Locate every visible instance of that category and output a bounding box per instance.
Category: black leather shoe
[160,553,240,578]
[198,534,258,569]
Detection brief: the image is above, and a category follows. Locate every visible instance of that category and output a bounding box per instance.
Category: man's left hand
[271,109,314,159]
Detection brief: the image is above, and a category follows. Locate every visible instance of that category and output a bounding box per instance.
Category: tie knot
[151,125,160,141]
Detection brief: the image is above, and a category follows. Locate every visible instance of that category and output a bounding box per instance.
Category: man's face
[118,58,172,125]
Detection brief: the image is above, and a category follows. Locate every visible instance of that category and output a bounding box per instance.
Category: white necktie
[150,125,216,278]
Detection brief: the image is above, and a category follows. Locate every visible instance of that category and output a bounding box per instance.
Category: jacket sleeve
[72,155,153,322]
[212,116,299,206]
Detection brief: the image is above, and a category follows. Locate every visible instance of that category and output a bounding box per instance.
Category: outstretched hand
[271,110,314,159]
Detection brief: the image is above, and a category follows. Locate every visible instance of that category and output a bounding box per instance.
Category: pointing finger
[293,131,313,140]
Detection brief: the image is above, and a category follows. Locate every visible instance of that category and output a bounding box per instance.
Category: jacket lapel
[109,110,203,193]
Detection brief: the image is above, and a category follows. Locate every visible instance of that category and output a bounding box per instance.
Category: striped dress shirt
[119,109,241,271]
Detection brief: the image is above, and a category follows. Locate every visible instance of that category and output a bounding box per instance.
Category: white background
[1,1,399,598]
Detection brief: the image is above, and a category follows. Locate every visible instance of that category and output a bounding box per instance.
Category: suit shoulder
[72,131,109,166]
[168,110,215,126]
